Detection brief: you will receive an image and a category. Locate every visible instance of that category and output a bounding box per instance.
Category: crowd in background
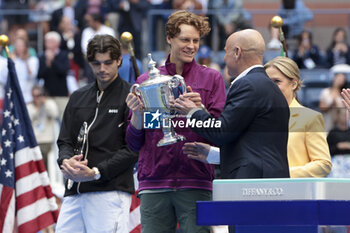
[1,1,350,233]
[0,2,349,162]
[0,0,350,173]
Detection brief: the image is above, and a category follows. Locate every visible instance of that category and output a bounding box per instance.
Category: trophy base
[157,134,186,147]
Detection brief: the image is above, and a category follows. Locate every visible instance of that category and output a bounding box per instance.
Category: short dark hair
[90,13,103,23]
[32,84,49,97]
[86,34,122,67]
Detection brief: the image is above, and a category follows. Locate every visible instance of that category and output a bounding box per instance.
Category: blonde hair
[264,56,302,94]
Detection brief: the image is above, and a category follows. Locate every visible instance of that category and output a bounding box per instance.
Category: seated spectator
[58,16,84,80]
[81,13,115,55]
[319,72,347,132]
[118,41,143,84]
[197,45,221,72]
[27,85,60,233]
[29,0,63,35]
[173,0,203,11]
[50,0,76,32]
[278,0,313,39]
[326,27,350,68]
[38,31,70,121]
[292,30,322,69]
[1,28,36,58]
[327,109,350,155]
[86,0,104,15]
[26,85,59,171]
[113,0,149,60]
[74,0,108,31]
[211,0,252,50]
[11,37,39,104]
[327,108,350,178]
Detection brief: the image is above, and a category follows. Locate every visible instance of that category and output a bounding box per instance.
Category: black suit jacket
[50,8,63,32]
[106,0,149,32]
[38,50,70,97]
[192,67,290,179]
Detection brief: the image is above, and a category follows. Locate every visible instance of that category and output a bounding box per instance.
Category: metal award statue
[67,121,88,190]
[0,35,10,57]
[130,53,187,147]
[120,31,140,78]
[271,15,289,57]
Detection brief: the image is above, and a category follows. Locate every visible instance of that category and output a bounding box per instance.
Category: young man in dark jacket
[56,34,138,233]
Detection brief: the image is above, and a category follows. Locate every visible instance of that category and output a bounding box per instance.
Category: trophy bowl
[130,53,187,147]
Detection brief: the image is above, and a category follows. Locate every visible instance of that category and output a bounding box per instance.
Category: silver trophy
[67,121,88,190]
[130,53,187,147]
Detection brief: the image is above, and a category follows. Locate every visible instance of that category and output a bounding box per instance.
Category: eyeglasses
[90,59,115,67]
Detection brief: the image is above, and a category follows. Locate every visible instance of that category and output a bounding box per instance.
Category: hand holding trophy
[130,54,187,147]
[67,121,88,190]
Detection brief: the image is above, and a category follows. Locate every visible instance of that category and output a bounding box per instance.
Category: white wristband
[92,167,101,180]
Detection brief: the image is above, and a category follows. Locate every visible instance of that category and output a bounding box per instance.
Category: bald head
[224,29,265,77]
[228,29,265,61]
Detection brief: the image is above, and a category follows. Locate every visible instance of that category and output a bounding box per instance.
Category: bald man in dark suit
[175,29,290,179]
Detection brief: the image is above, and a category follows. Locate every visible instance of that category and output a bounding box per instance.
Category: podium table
[197,178,350,233]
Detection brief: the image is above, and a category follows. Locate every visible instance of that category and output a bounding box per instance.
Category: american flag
[129,164,140,233]
[0,58,58,233]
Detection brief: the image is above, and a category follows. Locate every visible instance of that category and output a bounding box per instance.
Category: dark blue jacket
[192,67,290,179]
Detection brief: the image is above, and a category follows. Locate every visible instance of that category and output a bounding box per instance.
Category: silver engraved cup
[130,54,187,147]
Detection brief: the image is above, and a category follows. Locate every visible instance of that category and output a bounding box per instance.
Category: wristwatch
[92,167,101,180]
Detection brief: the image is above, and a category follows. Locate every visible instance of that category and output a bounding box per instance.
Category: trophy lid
[148,53,160,79]
[138,53,173,88]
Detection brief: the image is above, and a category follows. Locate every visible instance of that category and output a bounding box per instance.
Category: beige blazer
[288,98,332,177]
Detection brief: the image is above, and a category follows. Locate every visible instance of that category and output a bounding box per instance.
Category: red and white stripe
[129,191,141,233]
[0,185,15,233]
[2,146,59,233]
[129,169,140,233]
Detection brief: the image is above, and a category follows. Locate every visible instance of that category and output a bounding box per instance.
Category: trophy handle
[169,75,187,99]
[130,84,140,96]
[174,75,187,94]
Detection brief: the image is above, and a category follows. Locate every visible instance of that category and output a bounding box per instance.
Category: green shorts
[140,189,212,233]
